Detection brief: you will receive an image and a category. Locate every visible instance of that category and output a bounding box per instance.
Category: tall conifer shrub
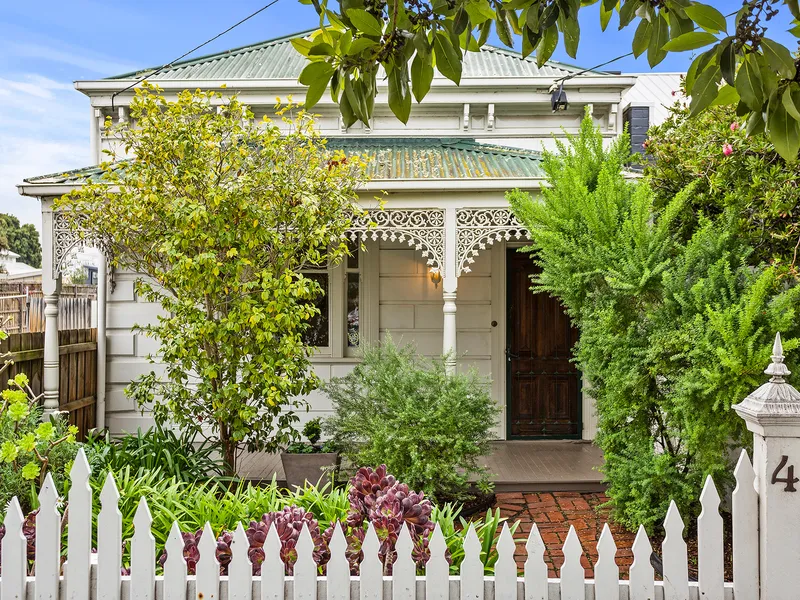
[508,114,800,530]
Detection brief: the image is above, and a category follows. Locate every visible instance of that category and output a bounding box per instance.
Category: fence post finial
[733,332,800,600]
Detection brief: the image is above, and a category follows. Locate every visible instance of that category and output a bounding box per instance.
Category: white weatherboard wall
[103,243,500,436]
[103,242,597,441]
[103,268,360,435]
[378,239,492,374]
[621,73,683,126]
[105,269,162,434]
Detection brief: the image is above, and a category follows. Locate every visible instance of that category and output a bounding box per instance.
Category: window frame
[344,245,362,358]
[300,264,332,355]
[301,242,367,359]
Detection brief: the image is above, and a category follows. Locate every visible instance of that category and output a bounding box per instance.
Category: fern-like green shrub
[508,112,800,531]
[322,339,498,502]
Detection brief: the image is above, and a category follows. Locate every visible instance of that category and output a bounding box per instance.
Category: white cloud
[0,73,90,235]
[6,41,137,78]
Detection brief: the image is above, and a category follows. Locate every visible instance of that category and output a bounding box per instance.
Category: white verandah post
[442,207,457,374]
[733,333,800,600]
[40,200,61,416]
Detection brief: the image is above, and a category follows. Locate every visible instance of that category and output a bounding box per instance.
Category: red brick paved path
[491,491,637,579]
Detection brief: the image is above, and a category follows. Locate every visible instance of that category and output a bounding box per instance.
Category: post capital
[733,333,800,435]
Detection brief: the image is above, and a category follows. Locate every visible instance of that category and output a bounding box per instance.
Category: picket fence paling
[2,497,27,600]
[698,476,724,600]
[732,450,759,600]
[594,524,618,600]
[493,524,516,600]
[5,455,757,600]
[36,473,60,600]
[98,472,123,600]
[66,449,92,600]
[164,522,188,600]
[228,523,252,600]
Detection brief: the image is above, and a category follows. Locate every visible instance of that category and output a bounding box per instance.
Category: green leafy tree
[0,214,42,268]
[645,96,800,275]
[55,85,368,473]
[508,113,800,529]
[293,0,800,160]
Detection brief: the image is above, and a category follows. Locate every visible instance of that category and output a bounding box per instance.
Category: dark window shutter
[623,105,650,157]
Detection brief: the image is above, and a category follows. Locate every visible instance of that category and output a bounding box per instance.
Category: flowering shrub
[646,95,800,277]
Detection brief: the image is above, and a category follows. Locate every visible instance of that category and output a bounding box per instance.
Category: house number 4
[772,455,799,492]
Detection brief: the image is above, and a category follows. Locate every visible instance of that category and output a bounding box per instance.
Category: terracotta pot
[280,452,339,489]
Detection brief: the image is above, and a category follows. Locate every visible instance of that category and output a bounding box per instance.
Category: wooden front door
[506,249,580,438]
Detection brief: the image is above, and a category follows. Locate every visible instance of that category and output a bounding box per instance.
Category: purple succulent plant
[344,465,436,573]
[245,507,328,575]
[158,528,235,575]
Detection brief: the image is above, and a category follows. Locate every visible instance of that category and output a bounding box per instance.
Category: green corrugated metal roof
[106,30,599,81]
[23,138,544,184]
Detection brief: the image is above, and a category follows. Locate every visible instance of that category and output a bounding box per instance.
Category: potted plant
[280,418,339,488]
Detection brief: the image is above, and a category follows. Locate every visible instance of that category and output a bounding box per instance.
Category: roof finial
[765,332,791,383]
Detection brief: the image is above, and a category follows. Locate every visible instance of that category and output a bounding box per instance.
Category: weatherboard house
[18,32,679,447]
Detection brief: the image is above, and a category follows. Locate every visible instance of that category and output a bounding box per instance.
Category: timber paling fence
[0,328,97,439]
[0,449,757,600]
[0,284,96,333]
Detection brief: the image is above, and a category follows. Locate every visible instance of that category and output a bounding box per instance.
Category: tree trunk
[219,422,237,476]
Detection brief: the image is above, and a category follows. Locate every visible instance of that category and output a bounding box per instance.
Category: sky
[1,0,796,235]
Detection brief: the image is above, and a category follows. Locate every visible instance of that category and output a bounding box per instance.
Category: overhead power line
[111,0,282,109]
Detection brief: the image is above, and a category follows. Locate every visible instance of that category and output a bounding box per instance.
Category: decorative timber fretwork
[348,209,446,276]
[52,211,112,279]
[456,208,529,275]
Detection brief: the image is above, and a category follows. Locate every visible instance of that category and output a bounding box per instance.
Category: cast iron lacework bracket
[456,209,529,276]
[347,209,446,277]
[52,210,115,288]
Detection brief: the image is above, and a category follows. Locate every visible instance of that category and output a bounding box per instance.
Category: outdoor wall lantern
[550,81,568,112]
[429,267,442,288]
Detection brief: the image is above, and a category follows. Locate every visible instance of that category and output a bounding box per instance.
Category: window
[302,271,329,348]
[300,241,363,354]
[346,246,360,349]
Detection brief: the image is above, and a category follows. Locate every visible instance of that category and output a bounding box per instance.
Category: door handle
[505,348,520,361]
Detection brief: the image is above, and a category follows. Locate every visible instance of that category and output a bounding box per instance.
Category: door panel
[507,250,580,438]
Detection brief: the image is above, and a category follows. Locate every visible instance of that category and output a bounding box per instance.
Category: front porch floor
[237,440,605,492]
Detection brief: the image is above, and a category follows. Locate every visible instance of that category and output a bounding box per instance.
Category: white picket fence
[0,447,761,600]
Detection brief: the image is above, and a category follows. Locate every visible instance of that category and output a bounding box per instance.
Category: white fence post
[733,333,800,600]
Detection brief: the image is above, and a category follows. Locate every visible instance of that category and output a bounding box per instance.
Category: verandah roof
[23,138,545,185]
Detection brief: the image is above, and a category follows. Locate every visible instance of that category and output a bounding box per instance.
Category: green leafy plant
[56,84,369,473]
[430,504,518,575]
[507,111,800,530]
[323,339,498,502]
[285,418,337,454]
[293,0,800,160]
[83,423,229,483]
[0,328,79,512]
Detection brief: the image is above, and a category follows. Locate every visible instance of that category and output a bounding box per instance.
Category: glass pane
[347,272,360,347]
[347,241,359,269]
[303,273,329,347]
